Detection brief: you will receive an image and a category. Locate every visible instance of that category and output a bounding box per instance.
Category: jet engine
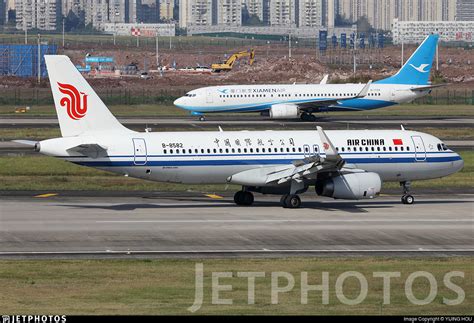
[315,172,382,200]
[269,104,299,119]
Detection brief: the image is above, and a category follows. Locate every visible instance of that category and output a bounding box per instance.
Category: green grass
[0,258,471,315]
[0,104,473,117]
[0,151,472,191]
[0,104,186,117]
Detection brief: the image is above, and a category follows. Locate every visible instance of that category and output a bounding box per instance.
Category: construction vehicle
[211,49,255,72]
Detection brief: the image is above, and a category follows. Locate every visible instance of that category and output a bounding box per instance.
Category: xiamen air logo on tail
[409,63,430,73]
[57,82,88,120]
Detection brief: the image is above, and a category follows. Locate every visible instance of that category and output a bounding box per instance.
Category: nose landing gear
[400,181,415,205]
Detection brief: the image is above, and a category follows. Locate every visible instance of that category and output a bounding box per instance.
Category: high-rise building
[179,0,188,27]
[15,0,62,30]
[298,0,323,27]
[270,0,295,26]
[187,0,212,26]
[217,0,241,25]
[456,0,474,21]
[160,0,174,20]
[337,0,457,31]
[0,0,6,25]
[242,0,263,22]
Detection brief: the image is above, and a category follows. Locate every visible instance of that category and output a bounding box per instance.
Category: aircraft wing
[227,126,347,186]
[296,80,372,112]
[66,143,108,158]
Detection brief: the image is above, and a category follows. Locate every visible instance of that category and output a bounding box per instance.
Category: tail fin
[376,34,438,85]
[45,55,130,137]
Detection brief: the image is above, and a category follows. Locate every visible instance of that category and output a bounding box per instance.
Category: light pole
[156,32,159,68]
[62,18,65,48]
[37,34,41,84]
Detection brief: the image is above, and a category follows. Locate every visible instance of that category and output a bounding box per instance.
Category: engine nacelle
[316,172,382,200]
[269,104,299,119]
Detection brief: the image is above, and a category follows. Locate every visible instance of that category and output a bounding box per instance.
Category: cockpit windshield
[437,143,449,151]
[185,93,197,97]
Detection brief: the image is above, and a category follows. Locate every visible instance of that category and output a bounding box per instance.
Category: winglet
[320,74,329,84]
[356,80,372,98]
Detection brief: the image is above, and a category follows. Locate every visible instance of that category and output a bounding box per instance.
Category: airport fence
[0,88,186,106]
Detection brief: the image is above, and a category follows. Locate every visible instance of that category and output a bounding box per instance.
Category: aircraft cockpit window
[441,143,449,151]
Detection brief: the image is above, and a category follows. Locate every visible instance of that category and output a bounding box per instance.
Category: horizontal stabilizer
[12,140,38,146]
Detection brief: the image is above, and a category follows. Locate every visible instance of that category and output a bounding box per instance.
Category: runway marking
[34,193,58,198]
[0,248,473,256]
[95,219,472,224]
[205,194,224,199]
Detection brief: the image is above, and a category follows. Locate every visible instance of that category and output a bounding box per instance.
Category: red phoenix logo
[57,82,88,120]
[323,142,330,150]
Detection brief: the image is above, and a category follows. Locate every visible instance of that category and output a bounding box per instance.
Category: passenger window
[286,148,290,152]
[244,148,247,153]
[188,149,192,154]
[170,149,173,154]
[389,147,392,151]
[400,146,404,151]
[406,146,410,151]
[394,147,398,151]
[365,147,369,151]
[207,149,210,153]
[164,149,167,154]
[371,147,374,151]
[341,147,345,152]
[250,148,253,153]
[226,149,229,153]
[219,148,223,153]
[256,148,259,153]
[201,149,204,153]
[232,148,235,153]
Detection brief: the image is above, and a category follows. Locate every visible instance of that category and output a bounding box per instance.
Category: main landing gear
[280,194,301,208]
[400,181,415,205]
[300,112,316,122]
[234,190,254,206]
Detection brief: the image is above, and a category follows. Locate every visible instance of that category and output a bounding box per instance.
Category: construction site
[0,34,472,106]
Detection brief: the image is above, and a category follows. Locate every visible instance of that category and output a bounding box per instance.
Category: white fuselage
[173,83,429,114]
[39,129,462,185]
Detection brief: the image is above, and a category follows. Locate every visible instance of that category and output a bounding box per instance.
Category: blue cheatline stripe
[71,155,461,167]
[177,98,393,113]
[58,150,453,159]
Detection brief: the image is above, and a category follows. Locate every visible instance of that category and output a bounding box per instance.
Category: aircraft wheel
[234,191,253,206]
[280,194,289,207]
[242,191,254,205]
[401,194,415,205]
[199,116,206,121]
[282,194,301,208]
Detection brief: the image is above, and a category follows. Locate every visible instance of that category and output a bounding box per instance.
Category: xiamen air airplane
[174,34,441,121]
[15,55,462,208]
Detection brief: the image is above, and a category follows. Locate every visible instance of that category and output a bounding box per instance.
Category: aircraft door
[303,144,311,158]
[411,136,426,161]
[206,89,214,103]
[133,138,147,165]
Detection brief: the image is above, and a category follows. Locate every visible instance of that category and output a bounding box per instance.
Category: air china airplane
[174,34,441,121]
[16,55,463,208]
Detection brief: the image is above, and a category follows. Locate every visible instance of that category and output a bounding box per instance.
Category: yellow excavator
[211,49,255,72]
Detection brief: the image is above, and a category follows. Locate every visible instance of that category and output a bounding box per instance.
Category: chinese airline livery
[15,55,463,208]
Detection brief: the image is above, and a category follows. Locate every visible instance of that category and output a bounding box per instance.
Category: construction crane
[211,49,255,72]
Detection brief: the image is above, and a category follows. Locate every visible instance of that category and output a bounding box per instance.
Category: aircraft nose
[453,156,464,173]
[173,97,184,107]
